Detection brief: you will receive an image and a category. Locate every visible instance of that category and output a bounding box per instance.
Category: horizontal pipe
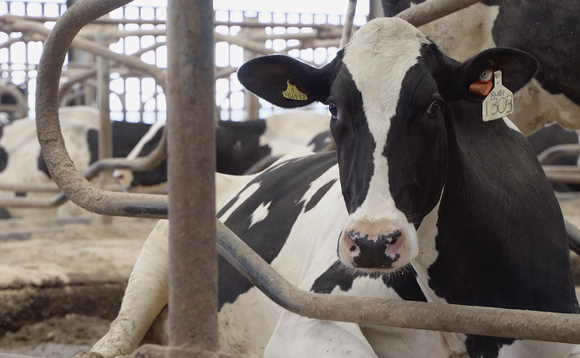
[0,14,342,29]
[544,165,580,184]
[538,144,580,165]
[216,219,580,344]
[397,0,484,27]
[0,183,60,193]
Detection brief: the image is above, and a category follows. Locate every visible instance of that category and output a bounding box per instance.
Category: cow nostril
[349,245,357,252]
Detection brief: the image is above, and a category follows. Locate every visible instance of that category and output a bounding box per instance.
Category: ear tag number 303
[482,70,514,122]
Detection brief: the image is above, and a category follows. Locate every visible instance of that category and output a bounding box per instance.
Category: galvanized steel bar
[544,165,580,184]
[538,144,580,165]
[166,0,218,355]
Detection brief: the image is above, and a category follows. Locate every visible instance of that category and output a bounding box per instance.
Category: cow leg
[264,310,378,358]
[78,220,170,358]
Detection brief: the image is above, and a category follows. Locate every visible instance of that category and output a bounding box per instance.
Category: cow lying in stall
[381,0,580,135]
[112,111,332,191]
[76,18,579,358]
[0,106,151,218]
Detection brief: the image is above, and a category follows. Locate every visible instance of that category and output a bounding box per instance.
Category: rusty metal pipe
[216,220,580,344]
[166,0,218,354]
[340,0,358,48]
[396,0,484,27]
[35,0,168,219]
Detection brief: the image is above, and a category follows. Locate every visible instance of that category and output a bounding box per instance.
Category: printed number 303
[484,95,513,117]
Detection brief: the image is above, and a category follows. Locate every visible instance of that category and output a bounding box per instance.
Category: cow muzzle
[338,217,417,271]
[112,169,133,191]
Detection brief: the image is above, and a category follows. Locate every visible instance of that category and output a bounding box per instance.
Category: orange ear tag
[469,68,494,96]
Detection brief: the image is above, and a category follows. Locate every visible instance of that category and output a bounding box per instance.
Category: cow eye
[427,101,441,117]
[328,104,338,119]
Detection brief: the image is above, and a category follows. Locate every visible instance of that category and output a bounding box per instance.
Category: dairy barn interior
[0,0,580,357]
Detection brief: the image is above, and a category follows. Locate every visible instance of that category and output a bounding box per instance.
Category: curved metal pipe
[216,219,580,344]
[538,144,580,165]
[35,0,167,219]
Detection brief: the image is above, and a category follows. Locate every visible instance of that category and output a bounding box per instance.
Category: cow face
[238,18,537,272]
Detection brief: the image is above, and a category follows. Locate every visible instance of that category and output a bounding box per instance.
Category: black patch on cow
[0,146,7,173]
[527,124,580,192]
[383,0,580,108]
[217,152,338,310]
[307,130,332,152]
[385,59,448,229]
[427,98,579,357]
[329,67,376,214]
[38,121,153,179]
[304,178,337,212]
[0,125,7,173]
[216,119,271,175]
[131,119,272,187]
[489,0,580,106]
[380,0,421,17]
[0,207,11,219]
[130,125,166,187]
[311,260,427,302]
[527,124,579,166]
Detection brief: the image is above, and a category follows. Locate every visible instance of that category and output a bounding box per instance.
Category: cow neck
[420,100,577,314]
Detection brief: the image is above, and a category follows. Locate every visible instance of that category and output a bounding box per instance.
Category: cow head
[238,18,537,272]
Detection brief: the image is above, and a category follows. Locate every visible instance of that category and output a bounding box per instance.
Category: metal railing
[32,1,580,358]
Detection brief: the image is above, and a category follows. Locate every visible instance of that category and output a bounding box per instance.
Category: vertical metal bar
[243,28,259,120]
[167,0,218,356]
[97,25,113,224]
[340,0,358,48]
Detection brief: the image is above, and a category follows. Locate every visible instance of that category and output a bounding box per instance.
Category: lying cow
[381,0,580,135]
[112,111,331,191]
[76,18,579,358]
[0,106,151,217]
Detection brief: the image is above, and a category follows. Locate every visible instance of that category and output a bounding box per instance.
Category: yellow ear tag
[482,70,514,122]
[282,80,308,101]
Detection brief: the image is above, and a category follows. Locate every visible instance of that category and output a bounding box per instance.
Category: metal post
[243,28,260,120]
[166,0,218,357]
[340,0,358,48]
[97,25,113,224]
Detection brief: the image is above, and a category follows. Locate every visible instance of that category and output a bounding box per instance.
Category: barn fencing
[0,0,367,122]
[25,1,580,358]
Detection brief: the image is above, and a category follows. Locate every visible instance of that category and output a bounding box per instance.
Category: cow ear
[456,48,538,96]
[237,55,336,108]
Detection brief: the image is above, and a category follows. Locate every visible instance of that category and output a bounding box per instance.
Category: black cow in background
[112,111,331,191]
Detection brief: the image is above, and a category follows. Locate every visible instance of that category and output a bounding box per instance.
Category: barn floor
[0,205,158,358]
[0,195,579,358]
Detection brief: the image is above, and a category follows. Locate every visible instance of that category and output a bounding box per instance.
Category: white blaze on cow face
[335,18,431,271]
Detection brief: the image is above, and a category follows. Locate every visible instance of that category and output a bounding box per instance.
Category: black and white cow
[112,111,331,191]
[0,106,151,185]
[381,0,580,135]
[76,18,579,358]
[0,106,152,218]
